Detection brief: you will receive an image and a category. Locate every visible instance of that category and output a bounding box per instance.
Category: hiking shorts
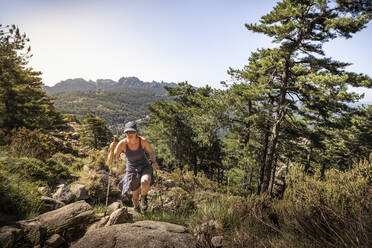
[130,165,153,191]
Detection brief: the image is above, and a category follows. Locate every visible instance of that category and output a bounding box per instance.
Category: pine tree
[80,113,112,149]
[0,24,63,139]
[229,0,371,193]
[145,82,224,178]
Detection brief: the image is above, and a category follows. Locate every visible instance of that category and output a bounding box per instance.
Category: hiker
[111,121,159,212]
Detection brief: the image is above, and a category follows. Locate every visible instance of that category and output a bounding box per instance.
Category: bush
[86,150,109,171]
[189,195,241,232]
[277,158,372,248]
[51,152,84,171]
[0,165,45,219]
[0,150,71,186]
[9,127,56,159]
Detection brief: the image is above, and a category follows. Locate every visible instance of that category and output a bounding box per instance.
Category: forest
[0,0,371,247]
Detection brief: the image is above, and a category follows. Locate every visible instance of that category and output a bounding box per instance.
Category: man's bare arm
[113,140,126,161]
[142,138,159,170]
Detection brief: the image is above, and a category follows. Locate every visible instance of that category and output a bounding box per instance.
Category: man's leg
[140,174,151,196]
[132,188,140,208]
[140,174,151,211]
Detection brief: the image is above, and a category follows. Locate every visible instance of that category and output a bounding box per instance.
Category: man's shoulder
[118,138,128,145]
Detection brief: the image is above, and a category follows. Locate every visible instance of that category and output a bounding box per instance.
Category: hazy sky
[1,0,371,102]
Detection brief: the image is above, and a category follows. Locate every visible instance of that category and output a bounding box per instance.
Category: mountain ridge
[43,76,179,95]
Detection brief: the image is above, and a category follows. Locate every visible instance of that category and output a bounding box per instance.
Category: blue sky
[1,0,371,102]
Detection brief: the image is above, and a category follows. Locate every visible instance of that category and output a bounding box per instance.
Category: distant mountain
[43,77,179,95]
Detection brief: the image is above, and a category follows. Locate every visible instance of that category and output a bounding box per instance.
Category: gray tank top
[124,137,149,168]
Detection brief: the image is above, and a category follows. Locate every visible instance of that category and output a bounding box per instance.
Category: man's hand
[152,161,159,171]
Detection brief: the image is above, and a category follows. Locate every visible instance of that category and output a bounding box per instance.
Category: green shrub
[0,150,71,186]
[189,195,243,232]
[85,150,109,171]
[9,127,56,159]
[277,158,372,248]
[0,168,45,219]
[51,152,84,171]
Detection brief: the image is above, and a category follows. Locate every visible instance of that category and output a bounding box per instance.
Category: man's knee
[141,176,150,185]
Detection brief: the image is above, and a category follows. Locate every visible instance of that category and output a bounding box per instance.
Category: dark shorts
[130,165,153,191]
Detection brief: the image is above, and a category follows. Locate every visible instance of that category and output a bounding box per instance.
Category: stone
[0,225,23,248]
[38,186,51,195]
[70,184,89,200]
[71,221,197,248]
[126,207,141,219]
[17,219,45,246]
[107,202,120,211]
[105,208,131,226]
[211,236,223,247]
[41,196,65,210]
[52,184,75,203]
[38,200,94,233]
[45,234,65,248]
[86,216,109,233]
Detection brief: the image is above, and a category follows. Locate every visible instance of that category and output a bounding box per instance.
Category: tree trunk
[304,145,312,173]
[269,155,278,195]
[257,125,271,195]
[259,61,289,194]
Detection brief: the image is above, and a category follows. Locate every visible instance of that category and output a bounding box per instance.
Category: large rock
[105,208,131,226]
[86,216,109,233]
[44,234,65,248]
[52,184,75,203]
[0,225,23,248]
[70,183,89,200]
[107,202,121,211]
[72,220,197,248]
[41,196,66,211]
[17,219,45,246]
[38,200,94,233]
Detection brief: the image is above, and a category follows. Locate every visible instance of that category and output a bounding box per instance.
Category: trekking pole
[155,169,164,208]
[104,139,115,215]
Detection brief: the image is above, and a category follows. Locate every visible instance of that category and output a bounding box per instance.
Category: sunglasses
[125,131,136,134]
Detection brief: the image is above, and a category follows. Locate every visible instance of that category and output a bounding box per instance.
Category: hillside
[53,86,168,133]
[44,77,179,95]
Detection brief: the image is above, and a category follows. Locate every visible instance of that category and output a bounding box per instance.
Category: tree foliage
[145,82,225,180]
[79,113,112,149]
[228,0,371,193]
[145,0,371,197]
[0,24,64,141]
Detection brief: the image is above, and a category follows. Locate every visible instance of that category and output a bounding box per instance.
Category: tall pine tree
[229,0,371,193]
[0,24,63,140]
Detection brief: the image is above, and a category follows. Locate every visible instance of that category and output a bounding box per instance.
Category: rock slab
[70,184,89,200]
[105,208,130,226]
[72,220,197,248]
[0,225,23,248]
[38,200,94,231]
[52,184,75,203]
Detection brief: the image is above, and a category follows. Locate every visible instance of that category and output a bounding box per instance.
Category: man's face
[125,131,136,137]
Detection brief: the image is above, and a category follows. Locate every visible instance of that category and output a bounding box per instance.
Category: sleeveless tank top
[124,137,150,168]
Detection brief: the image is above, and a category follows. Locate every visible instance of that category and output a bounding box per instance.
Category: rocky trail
[0,121,224,248]
[0,164,223,248]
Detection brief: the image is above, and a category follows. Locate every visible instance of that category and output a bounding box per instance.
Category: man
[110,121,158,212]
